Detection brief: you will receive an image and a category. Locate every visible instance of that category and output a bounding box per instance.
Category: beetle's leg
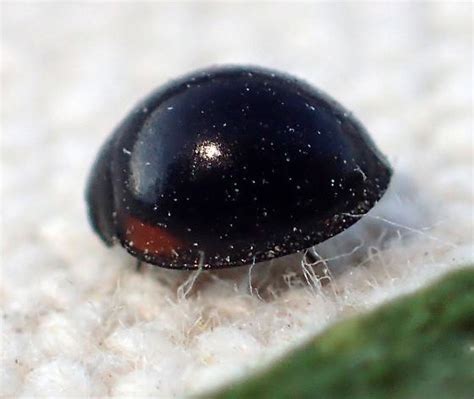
[303,247,320,265]
[136,259,143,272]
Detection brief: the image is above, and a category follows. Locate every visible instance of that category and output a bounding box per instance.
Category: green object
[206,268,474,399]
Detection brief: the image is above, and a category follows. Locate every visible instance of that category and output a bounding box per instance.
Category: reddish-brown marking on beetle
[123,214,182,256]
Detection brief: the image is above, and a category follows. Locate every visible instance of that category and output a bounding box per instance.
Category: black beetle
[86,65,392,269]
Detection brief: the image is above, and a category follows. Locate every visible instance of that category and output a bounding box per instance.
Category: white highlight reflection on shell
[196,141,222,160]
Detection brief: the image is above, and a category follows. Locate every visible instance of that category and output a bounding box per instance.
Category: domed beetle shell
[86,65,392,269]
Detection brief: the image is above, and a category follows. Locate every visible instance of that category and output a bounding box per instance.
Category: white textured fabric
[1,3,472,397]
